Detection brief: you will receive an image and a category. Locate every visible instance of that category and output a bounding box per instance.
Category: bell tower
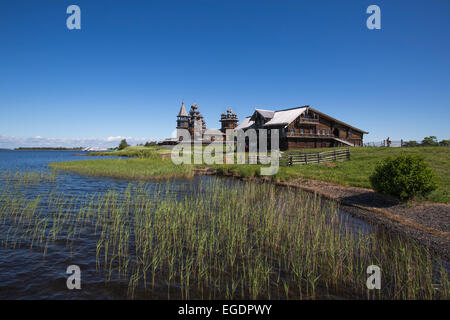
[176,101,189,140]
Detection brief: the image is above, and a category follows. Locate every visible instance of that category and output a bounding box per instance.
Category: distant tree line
[15,147,84,151]
[144,141,158,147]
[403,136,450,147]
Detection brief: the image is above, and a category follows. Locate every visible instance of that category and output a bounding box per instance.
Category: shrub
[402,140,419,147]
[369,154,437,201]
[118,139,129,150]
[421,136,439,146]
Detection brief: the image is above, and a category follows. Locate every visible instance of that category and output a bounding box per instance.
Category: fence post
[305,154,307,165]
[289,155,293,166]
[317,152,320,164]
[333,150,336,161]
[347,148,350,160]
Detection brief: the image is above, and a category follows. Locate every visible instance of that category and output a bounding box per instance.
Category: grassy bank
[209,147,450,203]
[0,179,447,299]
[50,155,194,180]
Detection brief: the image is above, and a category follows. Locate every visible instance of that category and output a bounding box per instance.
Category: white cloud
[106,136,125,142]
[0,135,158,149]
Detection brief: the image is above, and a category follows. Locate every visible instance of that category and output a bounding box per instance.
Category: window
[322,129,325,135]
[290,127,295,134]
[310,129,313,134]
[300,129,304,134]
[328,130,331,135]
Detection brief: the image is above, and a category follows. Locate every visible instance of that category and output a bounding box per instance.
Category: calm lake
[0,150,244,299]
[0,150,444,300]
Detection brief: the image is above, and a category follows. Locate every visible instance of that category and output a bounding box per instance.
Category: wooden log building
[235,106,368,150]
[166,102,367,150]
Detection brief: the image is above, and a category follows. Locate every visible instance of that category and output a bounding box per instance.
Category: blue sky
[0,0,449,148]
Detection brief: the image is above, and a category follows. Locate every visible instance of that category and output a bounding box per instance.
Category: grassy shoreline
[51,146,449,203]
[50,157,194,180]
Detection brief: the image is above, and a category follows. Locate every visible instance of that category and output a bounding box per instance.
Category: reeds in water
[0,170,57,186]
[0,178,448,299]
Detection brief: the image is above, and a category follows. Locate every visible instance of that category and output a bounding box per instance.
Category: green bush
[118,139,129,150]
[369,154,437,201]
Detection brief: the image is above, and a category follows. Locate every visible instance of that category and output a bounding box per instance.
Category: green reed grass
[0,178,448,299]
[0,170,57,186]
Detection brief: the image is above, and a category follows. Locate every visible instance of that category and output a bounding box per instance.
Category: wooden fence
[363,140,403,147]
[279,148,350,166]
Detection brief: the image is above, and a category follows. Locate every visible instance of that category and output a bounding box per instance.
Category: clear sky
[1,0,449,148]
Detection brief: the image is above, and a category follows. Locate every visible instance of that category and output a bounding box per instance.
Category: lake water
[0,150,375,299]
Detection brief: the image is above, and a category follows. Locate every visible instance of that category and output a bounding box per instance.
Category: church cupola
[220,108,239,132]
[188,102,206,137]
[176,101,189,129]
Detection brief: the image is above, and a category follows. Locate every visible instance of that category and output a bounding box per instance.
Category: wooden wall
[285,138,334,150]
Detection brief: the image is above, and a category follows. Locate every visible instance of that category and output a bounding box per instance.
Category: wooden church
[176,102,238,143]
[168,102,367,150]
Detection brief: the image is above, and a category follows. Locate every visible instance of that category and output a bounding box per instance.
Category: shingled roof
[254,109,275,119]
[236,105,367,134]
[204,128,225,136]
[234,117,255,130]
[264,107,307,127]
[177,102,188,117]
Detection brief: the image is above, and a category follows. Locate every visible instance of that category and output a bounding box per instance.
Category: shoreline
[49,149,450,261]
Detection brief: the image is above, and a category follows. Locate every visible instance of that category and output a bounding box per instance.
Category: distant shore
[14,147,84,151]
